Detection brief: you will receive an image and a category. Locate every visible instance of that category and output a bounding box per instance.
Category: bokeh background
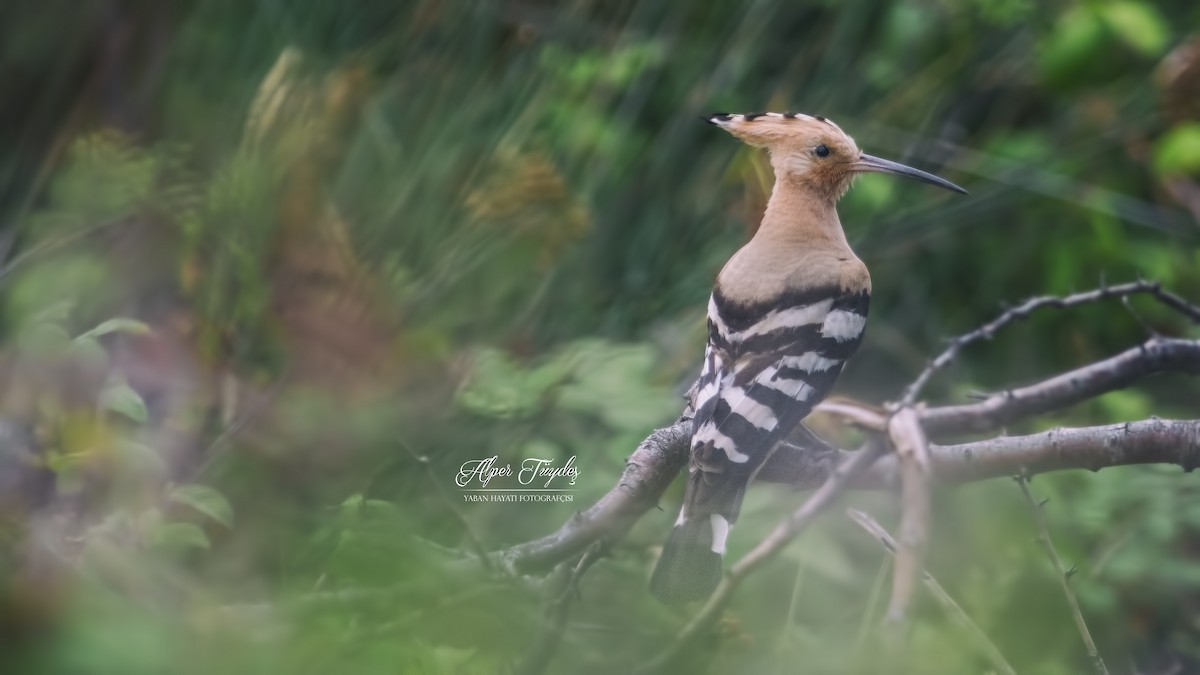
[2,1,1199,673]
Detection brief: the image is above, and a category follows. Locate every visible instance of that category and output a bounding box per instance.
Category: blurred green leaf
[1095,388,1152,421]
[1154,123,1200,175]
[75,318,152,341]
[169,484,235,528]
[1038,7,1106,84]
[1097,1,1170,56]
[149,521,210,552]
[69,335,110,368]
[99,381,148,423]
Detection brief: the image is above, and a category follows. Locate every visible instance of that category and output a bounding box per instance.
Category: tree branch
[492,419,690,575]
[901,281,1200,406]
[919,337,1200,437]
[884,407,931,624]
[763,418,1200,489]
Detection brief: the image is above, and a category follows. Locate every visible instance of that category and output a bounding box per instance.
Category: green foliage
[36,132,161,228]
[1155,123,1200,175]
[1097,2,1171,56]
[170,484,235,529]
[99,380,149,424]
[457,339,678,432]
[75,318,153,341]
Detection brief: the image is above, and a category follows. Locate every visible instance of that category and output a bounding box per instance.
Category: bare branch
[492,419,690,575]
[815,399,888,431]
[920,337,1200,437]
[884,408,931,624]
[901,281,1200,406]
[1016,475,1110,675]
[846,509,1018,675]
[762,418,1200,489]
[929,418,1200,481]
[493,412,1200,577]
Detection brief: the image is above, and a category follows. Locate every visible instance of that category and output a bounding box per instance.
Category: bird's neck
[754,175,851,253]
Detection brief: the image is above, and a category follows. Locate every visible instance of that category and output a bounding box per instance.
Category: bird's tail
[649,516,724,603]
[649,468,744,604]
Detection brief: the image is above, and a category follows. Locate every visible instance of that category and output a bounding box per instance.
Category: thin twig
[814,399,888,431]
[884,407,931,624]
[901,280,1200,406]
[849,556,892,673]
[1015,474,1109,675]
[636,442,887,674]
[774,532,809,665]
[512,543,605,675]
[847,509,1018,675]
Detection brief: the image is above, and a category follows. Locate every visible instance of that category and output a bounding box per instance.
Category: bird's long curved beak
[852,154,967,195]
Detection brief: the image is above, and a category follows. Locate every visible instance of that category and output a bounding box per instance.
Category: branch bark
[884,407,931,624]
[493,419,690,575]
[764,418,1200,488]
[920,337,1200,437]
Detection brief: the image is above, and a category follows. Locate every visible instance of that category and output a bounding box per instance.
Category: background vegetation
[1,1,1198,673]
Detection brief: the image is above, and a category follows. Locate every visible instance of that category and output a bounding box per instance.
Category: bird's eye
[815,144,830,158]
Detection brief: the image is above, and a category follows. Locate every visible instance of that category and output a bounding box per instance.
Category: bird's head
[706,112,966,202]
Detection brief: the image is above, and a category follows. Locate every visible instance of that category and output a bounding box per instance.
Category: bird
[649,112,966,604]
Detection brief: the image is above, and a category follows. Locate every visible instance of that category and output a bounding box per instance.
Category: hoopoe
[649,112,966,603]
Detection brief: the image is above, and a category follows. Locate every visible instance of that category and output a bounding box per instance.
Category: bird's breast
[716,244,869,307]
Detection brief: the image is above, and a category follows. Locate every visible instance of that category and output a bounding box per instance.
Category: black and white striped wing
[689,287,870,514]
[650,287,869,603]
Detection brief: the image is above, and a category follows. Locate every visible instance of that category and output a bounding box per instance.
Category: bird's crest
[705,112,862,198]
[705,112,850,149]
